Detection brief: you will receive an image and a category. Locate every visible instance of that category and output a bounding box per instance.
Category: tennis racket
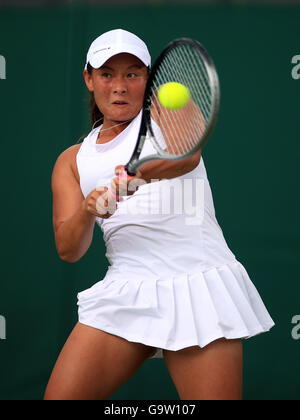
[124,37,220,176]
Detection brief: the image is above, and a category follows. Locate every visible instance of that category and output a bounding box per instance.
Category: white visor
[85,29,151,70]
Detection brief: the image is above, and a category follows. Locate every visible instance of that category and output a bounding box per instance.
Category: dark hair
[76,62,103,144]
[86,62,104,128]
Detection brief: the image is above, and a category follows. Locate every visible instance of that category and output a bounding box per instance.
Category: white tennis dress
[76,110,275,358]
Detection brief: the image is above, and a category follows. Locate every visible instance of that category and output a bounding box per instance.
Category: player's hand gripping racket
[124,37,220,176]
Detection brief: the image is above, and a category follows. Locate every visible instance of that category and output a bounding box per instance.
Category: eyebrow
[100,64,144,71]
[100,65,113,71]
[128,64,144,69]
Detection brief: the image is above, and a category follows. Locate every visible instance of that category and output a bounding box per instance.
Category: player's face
[85,53,148,124]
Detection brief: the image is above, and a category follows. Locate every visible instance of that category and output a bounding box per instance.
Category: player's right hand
[82,186,122,219]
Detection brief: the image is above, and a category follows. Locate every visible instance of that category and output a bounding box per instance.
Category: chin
[110,110,141,123]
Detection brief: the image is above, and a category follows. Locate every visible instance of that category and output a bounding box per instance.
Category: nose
[112,76,127,95]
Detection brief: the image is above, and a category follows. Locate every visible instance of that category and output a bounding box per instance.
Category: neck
[97,118,132,144]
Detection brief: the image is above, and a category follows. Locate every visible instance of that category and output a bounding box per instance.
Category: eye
[127,73,138,78]
[101,72,112,78]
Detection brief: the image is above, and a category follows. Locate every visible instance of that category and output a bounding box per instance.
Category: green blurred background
[0,0,299,400]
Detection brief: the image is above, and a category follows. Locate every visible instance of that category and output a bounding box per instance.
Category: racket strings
[186,49,212,111]
[150,43,213,157]
[168,49,208,148]
[155,55,195,154]
[166,46,211,135]
[157,54,202,154]
[177,48,212,123]
[152,55,199,155]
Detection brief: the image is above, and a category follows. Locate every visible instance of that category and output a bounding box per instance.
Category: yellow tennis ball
[157,82,191,110]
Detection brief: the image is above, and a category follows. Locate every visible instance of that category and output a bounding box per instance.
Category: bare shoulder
[51,142,85,234]
[66,143,83,184]
[53,143,83,184]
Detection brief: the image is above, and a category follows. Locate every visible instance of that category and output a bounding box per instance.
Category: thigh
[44,322,156,400]
[163,338,243,400]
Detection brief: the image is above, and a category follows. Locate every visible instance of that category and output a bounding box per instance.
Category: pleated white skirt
[77,260,275,359]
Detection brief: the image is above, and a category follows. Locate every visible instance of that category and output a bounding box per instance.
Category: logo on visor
[94,47,112,54]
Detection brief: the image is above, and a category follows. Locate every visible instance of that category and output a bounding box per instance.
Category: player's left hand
[111,165,143,198]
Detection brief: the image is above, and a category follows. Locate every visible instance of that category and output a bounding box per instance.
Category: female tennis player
[44,29,275,400]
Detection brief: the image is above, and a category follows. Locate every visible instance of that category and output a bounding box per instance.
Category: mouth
[112,101,129,107]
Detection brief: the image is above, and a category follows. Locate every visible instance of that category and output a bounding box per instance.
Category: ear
[83,69,94,92]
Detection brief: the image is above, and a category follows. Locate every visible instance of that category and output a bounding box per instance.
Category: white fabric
[85,29,151,70]
[76,112,275,358]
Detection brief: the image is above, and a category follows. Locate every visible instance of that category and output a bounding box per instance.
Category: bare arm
[137,149,202,183]
[51,147,97,263]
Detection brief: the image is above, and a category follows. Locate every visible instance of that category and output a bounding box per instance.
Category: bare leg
[44,322,157,400]
[163,338,243,400]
